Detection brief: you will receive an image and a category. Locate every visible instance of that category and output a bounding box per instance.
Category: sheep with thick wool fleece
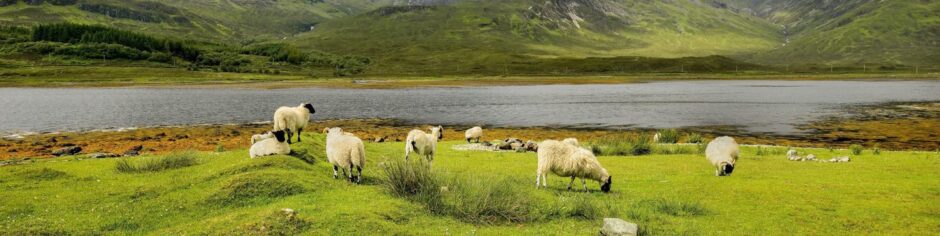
[464,126,483,143]
[405,126,443,167]
[562,138,579,146]
[536,139,612,192]
[272,103,315,144]
[325,127,365,183]
[705,136,739,176]
[249,130,290,158]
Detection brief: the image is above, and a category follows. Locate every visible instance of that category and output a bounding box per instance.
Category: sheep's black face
[601,176,612,193]
[723,164,735,176]
[303,103,316,114]
[273,130,286,142]
[437,127,444,140]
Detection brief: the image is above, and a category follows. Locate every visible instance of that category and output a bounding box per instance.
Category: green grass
[1,133,938,234]
[114,152,199,173]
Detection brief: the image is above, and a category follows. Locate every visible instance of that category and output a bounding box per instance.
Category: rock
[600,218,638,236]
[510,142,523,150]
[88,153,121,158]
[52,146,82,156]
[374,136,386,143]
[281,208,296,220]
[124,145,143,156]
[174,134,190,139]
[525,141,539,152]
[46,137,57,143]
[804,154,816,161]
[828,156,851,163]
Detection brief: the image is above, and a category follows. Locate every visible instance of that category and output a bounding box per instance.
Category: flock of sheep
[248,103,742,192]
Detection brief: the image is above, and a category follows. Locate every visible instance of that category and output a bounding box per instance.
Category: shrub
[686,133,703,144]
[656,129,679,144]
[849,144,863,155]
[872,144,881,155]
[215,144,224,153]
[590,134,652,156]
[638,198,708,217]
[115,152,198,173]
[24,168,68,180]
[651,144,700,155]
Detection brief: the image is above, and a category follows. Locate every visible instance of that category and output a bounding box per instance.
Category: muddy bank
[2,102,937,160]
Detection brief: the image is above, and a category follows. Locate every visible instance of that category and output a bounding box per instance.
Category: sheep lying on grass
[325,127,365,183]
[251,131,274,144]
[405,126,444,167]
[273,103,316,144]
[464,126,483,143]
[787,149,801,161]
[705,136,739,176]
[249,130,289,158]
[536,139,612,192]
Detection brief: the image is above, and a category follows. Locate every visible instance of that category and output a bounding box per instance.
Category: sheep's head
[601,176,612,193]
[302,103,316,114]
[273,130,286,143]
[433,126,444,140]
[326,127,343,136]
[720,162,735,176]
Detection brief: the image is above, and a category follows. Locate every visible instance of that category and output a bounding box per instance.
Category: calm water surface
[1,80,938,135]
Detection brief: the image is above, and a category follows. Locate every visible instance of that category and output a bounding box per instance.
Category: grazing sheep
[325,127,366,183]
[405,126,444,167]
[705,136,739,176]
[464,126,483,143]
[272,103,316,144]
[536,140,612,192]
[562,138,579,146]
[787,149,802,161]
[251,131,274,144]
[249,130,290,158]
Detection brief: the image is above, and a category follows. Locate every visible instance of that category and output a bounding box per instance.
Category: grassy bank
[1,133,938,234]
[0,65,937,88]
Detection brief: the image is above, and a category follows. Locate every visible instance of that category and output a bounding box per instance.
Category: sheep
[272,103,316,144]
[405,126,443,167]
[322,128,355,137]
[464,126,483,143]
[562,138,579,146]
[325,127,366,183]
[787,149,802,161]
[652,132,661,143]
[705,136,739,176]
[251,131,274,144]
[249,130,290,158]
[535,139,612,192]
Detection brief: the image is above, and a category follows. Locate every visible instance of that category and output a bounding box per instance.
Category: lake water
[1,80,938,135]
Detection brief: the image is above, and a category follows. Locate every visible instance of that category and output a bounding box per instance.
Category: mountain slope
[0,0,392,42]
[290,0,783,74]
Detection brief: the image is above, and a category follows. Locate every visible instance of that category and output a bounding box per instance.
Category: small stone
[88,153,121,158]
[600,218,638,236]
[52,146,82,156]
[374,136,386,143]
[281,208,296,219]
[804,154,816,161]
[124,145,143,156]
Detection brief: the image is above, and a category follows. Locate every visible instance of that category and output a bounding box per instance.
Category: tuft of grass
[872,144,881,155]
[591,134,652,156]
[651,144,701,155]
[638,198,709,217]
[115,152,199,173]
[208,172,308,206]
[215,144,224,153]
[240,209,311,235]
[686,133,703,144]
[657,129,679,144]
[850,144,864,155]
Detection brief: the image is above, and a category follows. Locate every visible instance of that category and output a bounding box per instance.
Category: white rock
[600,218,638,236]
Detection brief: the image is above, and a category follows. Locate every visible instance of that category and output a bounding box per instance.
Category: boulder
[124,145,144,156]
[374,136,386,143]
[52,146,82,156]
[88,153,121,159]
[805,154,816,161]
[600,218,638,236]
[281,208,296,220]
[524,141,539,152]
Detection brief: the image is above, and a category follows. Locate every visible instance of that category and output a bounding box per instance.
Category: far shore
[0,66,937,89]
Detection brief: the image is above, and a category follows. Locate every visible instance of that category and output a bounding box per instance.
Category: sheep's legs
[332,165,339,179]
[541,174,548,187]
[347,167,355,183]
[286,129,293,144]
[581,178,587,191]
[355,166,363,184]
[466,138,471,144]
[296,128,303,142]
[535,170,542,188]
[404,145,411,160]
[567,176,576,190]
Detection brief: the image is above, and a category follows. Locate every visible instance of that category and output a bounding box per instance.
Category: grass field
[2,133,937,235]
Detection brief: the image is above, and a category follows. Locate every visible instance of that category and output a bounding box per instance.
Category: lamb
[464,126,483,143]
[322,127,355,137]
[325,127,366,183]
[272,103,316,144]
[405,126,443,167]
[705,136,739,176]
[249,130,290,158]
[536,139,612,192]
[251,131,274,144]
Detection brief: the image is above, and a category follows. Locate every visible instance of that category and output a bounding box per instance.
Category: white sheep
[787,149,802,161]
[325,127,366,183]
[652,132,661,143]
[562,138,579,146]
[272,103,316,144]
[705,136,739,176]
[536,139,612,192]
[464,126,483,143]
[251,131,274,144]
[249,130,290,158]
[405,126,443,167]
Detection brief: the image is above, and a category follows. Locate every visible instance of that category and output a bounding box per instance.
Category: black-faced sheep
[249,130,290,158]
[536,139,612,192]
[325,127,366,183]
[705,136,739,176]
[272,103,315,144]
[405,126,443,167]
[464,126,483,143]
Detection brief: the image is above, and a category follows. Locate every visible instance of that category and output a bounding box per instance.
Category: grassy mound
[208,172,308,206]
[23,167,68,180]
[115,152,198,173]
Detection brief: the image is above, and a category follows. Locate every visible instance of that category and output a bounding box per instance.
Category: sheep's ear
[323,127,329,133]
